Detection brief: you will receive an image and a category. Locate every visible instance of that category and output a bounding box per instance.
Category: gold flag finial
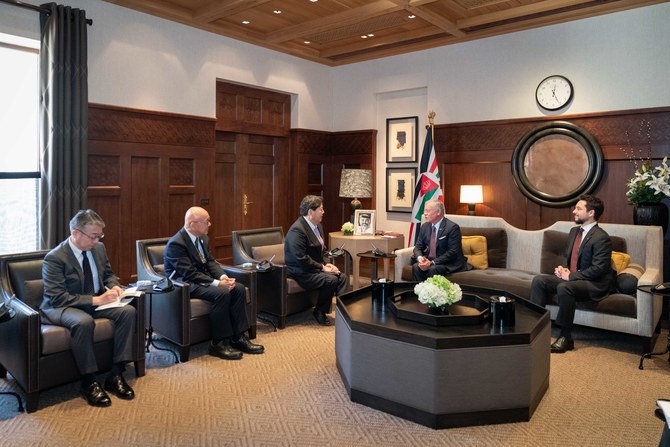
[428,111,435,127]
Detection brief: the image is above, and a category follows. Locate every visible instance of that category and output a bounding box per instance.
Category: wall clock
[535,75,573,111]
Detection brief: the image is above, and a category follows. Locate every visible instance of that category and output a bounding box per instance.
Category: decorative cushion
[251,243,285,265]
[461,236,488,269]
[611,251,631,273]
[617,263,645,295]
[460,227,507,268]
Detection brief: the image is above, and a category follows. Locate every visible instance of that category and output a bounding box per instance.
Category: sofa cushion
[460,227,507,268]
[23,279,44,310]
[611,251,631,273]
[252,243,285,265]
[617,263,644,295]
[461,236,488,269]
[448,268,535,300]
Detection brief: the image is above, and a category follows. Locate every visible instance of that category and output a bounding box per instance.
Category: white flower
[414,275,462,307]
[341,222,354,233]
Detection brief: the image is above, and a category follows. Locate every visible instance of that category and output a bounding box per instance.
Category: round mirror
[511,121,603,207]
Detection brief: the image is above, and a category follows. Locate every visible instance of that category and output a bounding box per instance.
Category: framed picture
[386,116,418,163]
[353,209,376,236]
[386,167,416,213]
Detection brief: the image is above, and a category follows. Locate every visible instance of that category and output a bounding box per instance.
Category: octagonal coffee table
[335,282,550,429]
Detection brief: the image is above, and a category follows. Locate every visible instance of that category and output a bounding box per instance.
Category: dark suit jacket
[41,239,121,323]
[284,217,327,279]
[164,228,225,286]
[565,224,615,299]
[412,218,468,273]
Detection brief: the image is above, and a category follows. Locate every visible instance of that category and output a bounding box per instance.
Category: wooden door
[213,132,289,263]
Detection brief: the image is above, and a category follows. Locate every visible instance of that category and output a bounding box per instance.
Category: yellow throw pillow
[611,251,631,274]
[462,235,488,269]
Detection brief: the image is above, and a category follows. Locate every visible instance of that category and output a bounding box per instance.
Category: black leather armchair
[231,227,318,329]
[136,238,257,362]
[0,251,146,413]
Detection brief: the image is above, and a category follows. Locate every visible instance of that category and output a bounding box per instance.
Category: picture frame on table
[386,167,416,213]
[353,209,376,236]
[386,116,418,163]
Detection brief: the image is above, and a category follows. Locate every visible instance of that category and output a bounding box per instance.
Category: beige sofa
[394,215,664,351]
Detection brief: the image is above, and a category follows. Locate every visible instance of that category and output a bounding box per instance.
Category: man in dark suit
[531,195,615,353]
[164,206,264,360]
[41,210,136,407]
[284,195,347,326]
[412,199,469,281]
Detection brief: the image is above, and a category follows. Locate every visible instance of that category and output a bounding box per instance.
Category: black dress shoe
[209,341,243,360]
[313,309,332,326]
[104,374,135,400]
[550,336,575,353]
[82,381,112,407]
[231,336,264,354]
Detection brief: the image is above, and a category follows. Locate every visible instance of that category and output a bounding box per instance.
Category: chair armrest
[222,266,258,323]
[129,293,146,363]
[394,247,414,283]
[0,297,40,392]
[635,267,663,335]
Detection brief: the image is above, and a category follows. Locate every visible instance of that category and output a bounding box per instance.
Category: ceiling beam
[406,5,465,36]
[319,27,445,58]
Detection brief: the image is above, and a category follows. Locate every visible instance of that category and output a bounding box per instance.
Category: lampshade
[460,185,483,216]
[460,185,483,204]
[339,169,373,222]
[339,169,373,199]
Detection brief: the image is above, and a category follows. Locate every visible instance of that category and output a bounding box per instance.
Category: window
[0,32,40,254]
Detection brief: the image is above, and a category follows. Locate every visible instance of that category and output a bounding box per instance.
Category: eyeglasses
[76,229,105,240]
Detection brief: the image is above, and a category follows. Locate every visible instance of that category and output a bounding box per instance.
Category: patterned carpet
[0,307,668,447]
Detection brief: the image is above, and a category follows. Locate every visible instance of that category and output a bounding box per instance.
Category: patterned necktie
[314,226,325,248]
[429,225,437,259]
[569,228,584,272]
[196,238,206,263]
[82,251,95,294]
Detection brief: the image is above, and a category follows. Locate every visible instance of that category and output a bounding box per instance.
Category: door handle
[243,194,253,216]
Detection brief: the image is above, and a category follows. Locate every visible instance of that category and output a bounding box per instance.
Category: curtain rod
[0,0,93,25]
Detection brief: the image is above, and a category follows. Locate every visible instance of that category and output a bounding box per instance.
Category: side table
[0,304,23,411]
[356,251,397,283]
[144,288,180,363]
[638,284,670,370]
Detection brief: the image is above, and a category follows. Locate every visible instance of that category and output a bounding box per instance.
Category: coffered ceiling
[103,0,666,66]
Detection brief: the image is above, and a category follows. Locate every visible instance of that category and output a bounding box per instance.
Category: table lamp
[339,169,372,222]
[460,185,483,216]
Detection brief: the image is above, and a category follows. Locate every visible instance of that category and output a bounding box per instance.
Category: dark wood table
[335,282,550,429]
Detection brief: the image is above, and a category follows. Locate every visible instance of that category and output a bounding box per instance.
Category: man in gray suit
[41,210,136,407]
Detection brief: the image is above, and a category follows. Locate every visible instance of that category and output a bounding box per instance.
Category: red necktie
[569,228,583,272]
[429,225,437,259]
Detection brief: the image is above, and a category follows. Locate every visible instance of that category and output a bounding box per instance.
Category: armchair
[231,227,319,329]
[136,238,257,362]
[0,251,146,413]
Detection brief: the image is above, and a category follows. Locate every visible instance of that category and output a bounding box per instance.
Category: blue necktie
[82,251,95,294]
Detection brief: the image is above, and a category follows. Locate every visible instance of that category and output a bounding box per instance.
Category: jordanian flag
[408,129,443,246]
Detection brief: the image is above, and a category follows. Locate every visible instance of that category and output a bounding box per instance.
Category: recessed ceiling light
[310,0,318,2]
[361,35,367,39]
[242,20,250,24]
[408,15,416,19]
[304,41,310,44]
[273,10,281,14]
[367,33,374,37]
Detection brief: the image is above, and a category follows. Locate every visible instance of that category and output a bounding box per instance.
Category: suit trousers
[292,271,347,314]
[57,305,136,375]
[412,263,450,281]
[189,282,249,340]
[530,274,595,335]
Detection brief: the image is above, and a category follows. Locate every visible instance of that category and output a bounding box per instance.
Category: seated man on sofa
[284,195,347,326]
[531,195,616,353]
[412,199,470,281]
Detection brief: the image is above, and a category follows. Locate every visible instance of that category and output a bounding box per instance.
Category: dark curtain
[39,3,88,249]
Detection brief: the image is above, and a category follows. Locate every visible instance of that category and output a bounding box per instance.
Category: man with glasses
[41,209,137,407]
[164,206,263,360]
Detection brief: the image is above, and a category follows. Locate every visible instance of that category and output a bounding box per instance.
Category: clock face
[535,75,573,111]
